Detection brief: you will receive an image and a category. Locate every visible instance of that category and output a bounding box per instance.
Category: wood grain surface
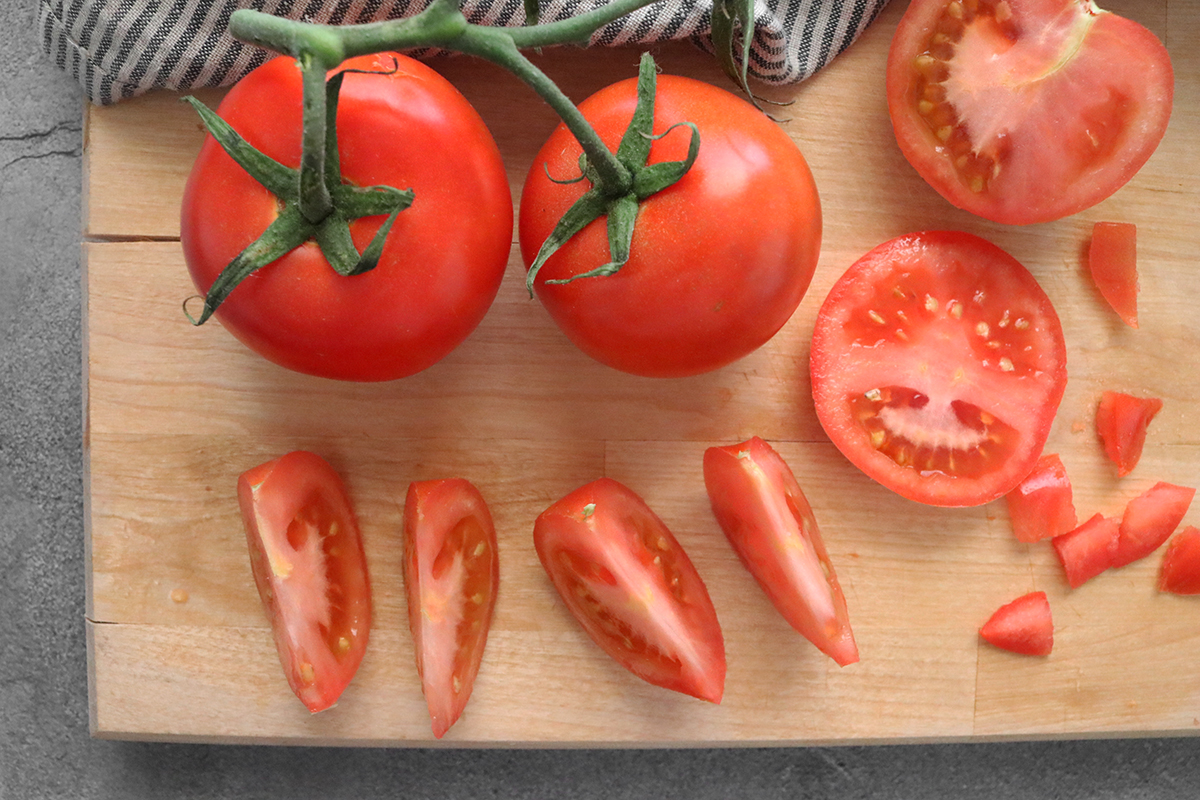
[82,0,1200,745]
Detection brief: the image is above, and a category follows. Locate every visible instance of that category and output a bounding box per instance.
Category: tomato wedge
[1113,481,1196,569]
[1052,513,1119,589]
[886,0,1173,225]
[1005,453,1077,543]
[1088,222,1139,328]
[1159,526,1200,595]
[1096,390,1163,477]
[702,437,858,666]
[533,478,725,703]
[979,591,1053,656]
[237,451,371,712]
[403,479,499,738]
[810,231,1068,507]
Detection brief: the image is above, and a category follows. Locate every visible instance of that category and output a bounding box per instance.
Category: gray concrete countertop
[2,0,1197,796]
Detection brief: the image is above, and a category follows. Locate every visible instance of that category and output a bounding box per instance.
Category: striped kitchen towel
[40,0,890,105]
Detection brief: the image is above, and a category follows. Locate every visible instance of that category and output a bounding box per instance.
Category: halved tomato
[1005,453,1077,543]
[237,451,371,712]
[403,479,499,738]
[810,231,1068,507]
[1088,221,1139,328]
[1096,390,1163,476]
[887,0,1174,225]
[979,591,1053,656]
[533,478,725,702]
[1052,513,1119,589]
[1159,526,1200,595]
[1113,481,1195,569]
[703,437,858,666]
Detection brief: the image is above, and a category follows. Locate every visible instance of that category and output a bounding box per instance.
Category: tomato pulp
[811,231,1068,507]
[519,74,821,377]
[887,0,1173,225]
[181,53,513,381]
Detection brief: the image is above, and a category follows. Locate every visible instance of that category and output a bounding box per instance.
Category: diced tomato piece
[1159,526,1200,595]
[1096,391,1163,477]
[979,591,1053,657]
[1005,453,1078,543]
[1114,482,1196,568]
[1052,513,1119,589]
[1088,222,1139,328]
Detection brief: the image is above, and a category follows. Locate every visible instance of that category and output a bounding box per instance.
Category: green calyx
[523,52,700,296]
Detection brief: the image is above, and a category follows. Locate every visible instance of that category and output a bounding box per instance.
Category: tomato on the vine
[810,231,1067,507]
[886,0,1173,225]
[519,74,821,378]
[181,53,513,382]
[237,451,371,712]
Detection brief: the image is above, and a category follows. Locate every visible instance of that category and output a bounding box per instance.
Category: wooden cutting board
[83,0,1200,745]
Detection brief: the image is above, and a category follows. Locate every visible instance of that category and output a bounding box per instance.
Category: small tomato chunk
[1113,481,1196,568]
[703,437,858,666]
[403,479,499,739]
[979,591,1053,657]
[1088,222,1139,328]
[1052,513,1119,589]
[238,451,371,713]
[1005,453,1078,543]
[1096,391,1163,477]
[1159,526,1200,595]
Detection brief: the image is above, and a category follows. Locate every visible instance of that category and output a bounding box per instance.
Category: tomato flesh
[533,478,725,702]
[1096,390,1163,476]
[887,0,1174,224]
[403,479,499,738]
[1089,222,1139,328]
[811,231,1067,507]
[237,451,371,712]
[1158,526,1200,595]
[1005,453,1077,543]
[1052,513,1119,589]
[703,437,858,666]
[979,591,1053,656]
[1114,481,1195,569]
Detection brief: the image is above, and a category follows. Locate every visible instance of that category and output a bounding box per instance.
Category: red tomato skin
[810,231,1068,507]
[533,478,726,702]
[887,0,1173,225]
[1158,526,1200,595]
[1114,482,1196,569]
[703,437,858,666]
[403,479,499,738]
[1095,391,1163,477]
[1088,222,1139,328]
[181,53,513,382]
[1005,454,1078,543]
[979,591,1053,657]
[1052,513,1119,589]
[237,451,371,712]
[519,74,821,378]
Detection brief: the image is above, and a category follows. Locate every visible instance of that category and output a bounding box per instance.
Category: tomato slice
[702,437,858,666]
[1005,453,1077,543]
[1096,390,1163,477]
[979,591,1053,656]
[810,231,1068,507]
[1088,222,1139,328]
[1158,526,1200,595]
[533,478,725,702]
[1113,482,1196,569]
[886,0,1174,225]
[403,479,499,738]
[1051,513,1119,589]
[237,451,371,712]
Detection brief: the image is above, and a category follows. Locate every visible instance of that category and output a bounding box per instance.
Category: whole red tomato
[519,74,821,378]
[181,53,513,382]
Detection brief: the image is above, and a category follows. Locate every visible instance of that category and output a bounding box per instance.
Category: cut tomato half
[1159,526,1200,595]
[979,591,1053,656]
[237,451,372,712]
[703,437,858,666]
[1052,513,1119,589]
[1095,390,1163,477]
[1005,453,1077,543]
[403,478,499,738]
[1088,221,1139,328]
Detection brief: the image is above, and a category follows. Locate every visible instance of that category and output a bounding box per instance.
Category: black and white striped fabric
[40,0,891,105]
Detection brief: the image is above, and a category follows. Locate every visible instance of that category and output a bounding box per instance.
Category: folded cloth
[39,0,890,105]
